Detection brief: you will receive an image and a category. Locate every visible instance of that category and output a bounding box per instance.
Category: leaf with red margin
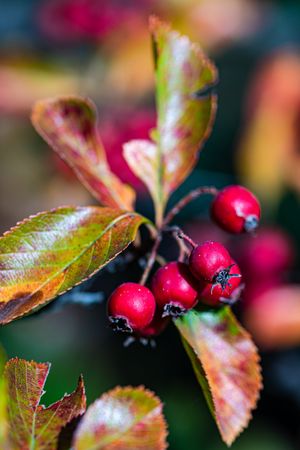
[0,206,147,324]
[73,386,168,450]
[0,347,8,449]
[4,358,86,450]
[123,140,161,214]
[31,96,135,210]
[175,308,262,446]
[124,17,217,224]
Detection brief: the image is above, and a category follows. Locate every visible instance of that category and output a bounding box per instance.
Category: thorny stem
[163,186,219,226]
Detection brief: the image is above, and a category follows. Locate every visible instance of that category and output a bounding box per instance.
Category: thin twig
[139,233,162,285]
[163,186,219,226]
[163,225,196,264]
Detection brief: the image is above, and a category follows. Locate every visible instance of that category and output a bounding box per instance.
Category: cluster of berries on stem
[107,185,261,344]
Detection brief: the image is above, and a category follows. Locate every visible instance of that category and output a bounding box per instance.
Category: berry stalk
[163,186,219,226]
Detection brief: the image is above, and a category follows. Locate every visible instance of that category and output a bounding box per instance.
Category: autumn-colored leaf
[0,206,147,324]
[4,358,86,450]
[175,308,262,446]
[123,140,161,209]
[127,17,217,224]
[73,386,168,450]
[31,96,136,210]
[0,347,8,449]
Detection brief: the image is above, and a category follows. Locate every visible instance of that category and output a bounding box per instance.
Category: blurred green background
[1,0,300,448]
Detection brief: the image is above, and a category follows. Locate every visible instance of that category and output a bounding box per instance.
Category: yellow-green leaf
[125,17,217,224]
[0,206,147,324]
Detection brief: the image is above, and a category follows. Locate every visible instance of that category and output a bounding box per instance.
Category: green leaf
[73,386,168,450]
[175,308,262,446]
[0,206,147,324]
[136,17,217,224]
[31,96,136,210]
[4,358,86,450]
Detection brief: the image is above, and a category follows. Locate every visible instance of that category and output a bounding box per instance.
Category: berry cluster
[107,185,260,343]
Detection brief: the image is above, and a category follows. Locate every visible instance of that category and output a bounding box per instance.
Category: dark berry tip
[244,215,259,233]
[213,267,232,290]
[109,316,133,333]
[162,302,187,318]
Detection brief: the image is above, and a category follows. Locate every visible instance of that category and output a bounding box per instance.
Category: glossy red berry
[189,241,232,284]
[211,185,261,233]
[151,262,198,317]
[198,261,242,307]
[107,282,156,333]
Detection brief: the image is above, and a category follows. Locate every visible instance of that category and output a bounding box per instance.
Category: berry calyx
[151,262,198,318]
[189,241,232,284]
[211,185,261,233]
[198,261,242,306]
[107,282,156,333]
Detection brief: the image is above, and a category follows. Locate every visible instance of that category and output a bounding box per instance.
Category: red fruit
[211,185,261,233]
[107,282,156,333]
[198,261,242,307]
[138,312,170,338]
[151,262,198,317]
[239,228,294,280]
[189,241,232,285]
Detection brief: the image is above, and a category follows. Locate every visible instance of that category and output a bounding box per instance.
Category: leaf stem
[163,186,218,226]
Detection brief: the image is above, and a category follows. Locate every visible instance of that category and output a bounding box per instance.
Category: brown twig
[163,186,219,226]
[139,233,162,285]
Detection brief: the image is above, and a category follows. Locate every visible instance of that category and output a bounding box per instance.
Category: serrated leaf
[31,96,136,210]
[0,206,147,324]
[73,386,168,450]
[175,308,262,446]
[132,17,217,224]
[4,358,86,450]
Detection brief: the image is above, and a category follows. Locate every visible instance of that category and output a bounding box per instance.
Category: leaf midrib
[3,211,138,306]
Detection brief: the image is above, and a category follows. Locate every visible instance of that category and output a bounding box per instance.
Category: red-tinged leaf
[175,308,262,446]
[0,347,8,449]
[0,206,147,324]
[4,358,86,450]
[123,140,162,215]
[31,96,136,210]
[146,17,217,223]
[73,386,168,450]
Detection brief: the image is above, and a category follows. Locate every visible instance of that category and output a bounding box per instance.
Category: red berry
[211,185,261,233]
[198,261,242,307]
[151,262,198,317]
[239,228,294,280]
[189,241,232,283]
[107,282,156,333]
[138,312,170,338]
